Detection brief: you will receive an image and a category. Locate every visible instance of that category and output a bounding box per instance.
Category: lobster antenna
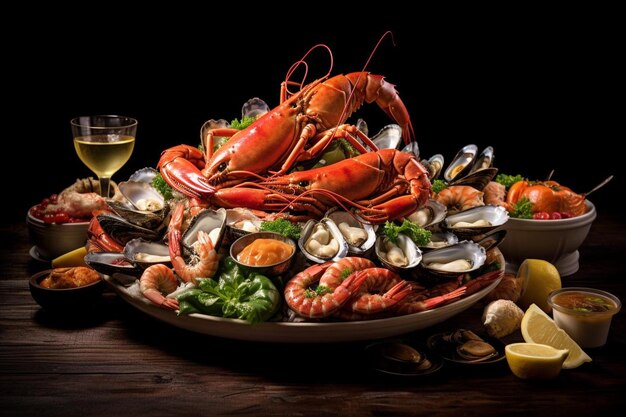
[284,44,334,98]
[328,31,396,149]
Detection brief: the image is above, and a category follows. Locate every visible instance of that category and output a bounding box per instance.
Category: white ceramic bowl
[26,208,90,260]
[498,200,596,276]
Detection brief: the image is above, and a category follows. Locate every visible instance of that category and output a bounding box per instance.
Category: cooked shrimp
[435,185,484,213]
[395,286,466,315]
[318,257,375,290]
[345,268,412,315]
[284,262,368,319]
[139,264,179,310]
[168,202,219,284]
[483,181,510,210]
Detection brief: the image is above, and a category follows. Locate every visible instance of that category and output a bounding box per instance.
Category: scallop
[421,241,486,277]
[441,205,509,239]
[325,209,376,256]
[405,198,447,229]
[375,234,422,272]
[181,208,227,253]
[298,218,348,263]
[371,124,403,150]
[443,144,477,182]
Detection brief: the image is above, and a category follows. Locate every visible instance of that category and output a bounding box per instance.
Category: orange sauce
[237,239,293,266]
[552,291,617,313]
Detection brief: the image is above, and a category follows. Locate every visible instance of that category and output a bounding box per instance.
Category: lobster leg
[202,128,240,159]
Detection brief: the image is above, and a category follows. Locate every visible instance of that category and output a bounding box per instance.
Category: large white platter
[104,250,504,343]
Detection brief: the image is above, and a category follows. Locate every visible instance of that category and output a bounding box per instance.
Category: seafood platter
[28,44,602,347]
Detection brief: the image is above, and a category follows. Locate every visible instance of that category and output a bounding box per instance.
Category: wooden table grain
[2,214,625,416]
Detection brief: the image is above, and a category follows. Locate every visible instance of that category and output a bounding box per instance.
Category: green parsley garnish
[511,197,533,219]
[382,219,432,246]
[495,173,525,189]
[432,179,448,194]
[151,173,173,201]
[259,218,301,240]
[230,116,256,130]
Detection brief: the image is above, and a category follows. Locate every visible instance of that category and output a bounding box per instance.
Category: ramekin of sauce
[230,232,296,276]
[548,287,621,348]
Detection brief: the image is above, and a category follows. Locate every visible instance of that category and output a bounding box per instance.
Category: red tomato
[533,212,550,220]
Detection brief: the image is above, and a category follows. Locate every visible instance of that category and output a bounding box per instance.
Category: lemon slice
[521,304,592,369]
[517,259,561,313]
[52,246,88,268]
[505,342,569,379]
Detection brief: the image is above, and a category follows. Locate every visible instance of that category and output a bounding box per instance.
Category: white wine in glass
[71,116,138,197]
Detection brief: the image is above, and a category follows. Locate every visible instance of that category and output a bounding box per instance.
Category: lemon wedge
[52,246,88,268]
[517,259,561,313]
[521,304,592,369]
[505,342,569,380]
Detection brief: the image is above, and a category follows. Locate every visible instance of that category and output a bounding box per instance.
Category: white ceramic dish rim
[504,200,595,230]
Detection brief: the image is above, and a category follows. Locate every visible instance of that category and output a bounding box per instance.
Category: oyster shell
[356,118,368,136]
[123,238,171,269]
[298,218,348,263]
[325,209,376,256]
[442,205,509,239]
[225,208,264,242]
[182,208,227,253]
[128,167,159,183]
[371,124,403,150]
[419,232,459,251]
[110,180,169,229]
[241,97,270,119]
[405,198,447,229]
[443,144,477,182]
[96,213,162,246]
[375,234,422,272]
[421,241,486,277]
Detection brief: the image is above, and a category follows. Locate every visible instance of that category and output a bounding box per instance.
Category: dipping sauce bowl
[548,287,621,348]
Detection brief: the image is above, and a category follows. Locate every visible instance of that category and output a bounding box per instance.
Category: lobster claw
[157,145,216,199]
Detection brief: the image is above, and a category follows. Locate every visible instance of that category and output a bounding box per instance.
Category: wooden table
[2,214,625,416]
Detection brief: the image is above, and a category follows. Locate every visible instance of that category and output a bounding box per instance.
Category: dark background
[8,12,620,222]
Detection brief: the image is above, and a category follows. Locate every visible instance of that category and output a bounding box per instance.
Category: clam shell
[421,241,487,277]
[405,198,447,229]
[444,144,477,182]
[118,181,166,212]
[182,208,227,253]
[375,234,423,272]
[225,208,263,242]
[325,209,376,256]
[442,205,509,239]
[107,200,169,230]
[241,97,269,119]
[298,218,349,263]
[371,124,403,150]
[128,167,159,183]
[123,238,171,269]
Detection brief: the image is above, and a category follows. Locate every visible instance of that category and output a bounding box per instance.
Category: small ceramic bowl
[26,207,90,260]
[229,232,296,276]
[498,200,596,276]
[29,269,105,312]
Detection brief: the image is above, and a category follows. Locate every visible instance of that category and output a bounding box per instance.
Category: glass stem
[99,177,111,198]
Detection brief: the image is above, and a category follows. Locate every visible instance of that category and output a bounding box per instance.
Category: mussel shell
[419,231,459,251]
[422,154,444,180]
[182,208,227,253]
[371,124,403,150]
[469,146,494,173]
[97,213,162,246]
[84,252,143,277]
[474,229,507,252]
[420,241,487,277]
[450,167,498,191]
[444,144,478,182]
[325,209,376,256]
[128,167,159,183]
[441,205,509,238]
[123,238,171,269]
[241,97,269,119]
[298,218,349,263]
[405,198,447,229]
[375,234,423,272]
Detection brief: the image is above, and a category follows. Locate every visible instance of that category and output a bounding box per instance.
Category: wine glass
[71,115,138,197]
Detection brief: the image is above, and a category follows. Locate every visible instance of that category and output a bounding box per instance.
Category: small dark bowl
[29,269,105,313]
[229,232,296,276]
